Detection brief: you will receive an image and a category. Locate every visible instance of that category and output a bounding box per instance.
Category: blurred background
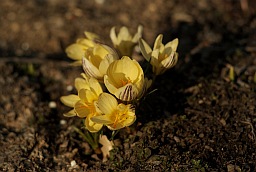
[0,0,255,59]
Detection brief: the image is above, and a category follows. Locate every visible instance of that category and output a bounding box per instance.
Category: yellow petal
[84,31,100,41]
[82,57,103,79]
[81,73,89,80]
[108,56,140,83]
[118,27,131,41]
[99,54,117,75]
[74,100,91,118]
[165,38,179,52]
[78,89,97,103]
[150,49,160,66]
[162,47,173,57]
[60,94,80,107]
[75,77,89,91]
[110,27,118,45]
[139,38,152,61]
[91,114,113,124]
[97,93,117,115]
[65,44,86,61]
[63,109,77,117]
[88,77,103,96]
[153,34,163,50]
[132,25,143,42]
[104,75,118,95]
[114,83,139,101]
[101,44,119,58]
[161,52,178,69]
[85,115,103,133]
[93,44,109,58]
[76,38,95,47]
[107,115,136,130]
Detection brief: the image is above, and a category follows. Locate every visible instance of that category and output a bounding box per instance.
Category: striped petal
[82,57,103,79]
[114,83,139,102]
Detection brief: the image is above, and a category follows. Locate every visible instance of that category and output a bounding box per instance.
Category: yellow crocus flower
[82,43,119,81]
[104,56,144,101]
[60,74,104,132]
[60,73,92,117]
[110,25,143,57]
[91,93,136,130]
[65,32,99,65]
[139,34,179,75]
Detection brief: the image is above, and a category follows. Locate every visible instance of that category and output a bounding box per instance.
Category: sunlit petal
[139,38,152,61]
[60,94,80,107]
[165,38,179,52]
[132,25,143,42]
[65,44,86,61]
[104,75,118,94]
[82,57,103,79]
[153,34,163,50]
[85,114,103,133]
[114,83,139,102]
[63,109,77,117]
[78,89,97,103]
[84,31,100,41]
[75,77,90,91]
[74,100,91,118]
[110,27,118,45]
[91,114,113,124]
[88,77,103,96]
[97,93,117,115]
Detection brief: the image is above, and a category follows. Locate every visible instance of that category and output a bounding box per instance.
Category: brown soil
[1,0,256,171]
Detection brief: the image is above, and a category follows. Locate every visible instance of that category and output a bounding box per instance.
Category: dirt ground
[0,0,256,171]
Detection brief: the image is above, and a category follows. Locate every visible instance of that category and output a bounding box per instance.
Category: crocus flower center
[158,53,168,62]
[83,102,96,114]
[112,104,129,128]
[121,77,132,86]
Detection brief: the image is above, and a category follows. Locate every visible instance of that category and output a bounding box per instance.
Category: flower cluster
[61,25,179,134]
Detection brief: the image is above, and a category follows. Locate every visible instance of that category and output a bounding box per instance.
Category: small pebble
[66,85,73,91]
[60,119,67,125]
[173,136,180,143]
[49,101,57,108]
[71,160,76,167]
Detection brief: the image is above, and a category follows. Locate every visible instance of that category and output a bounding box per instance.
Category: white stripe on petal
[82,57,103,79]
[115,84,138,101]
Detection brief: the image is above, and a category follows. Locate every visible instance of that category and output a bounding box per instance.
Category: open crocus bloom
[65,32,98,66]
[74,76,104,132]
[82,43,119,81]
[91,93,136,130]
[60,74,104,132]
[60,73,93,117]
[139,34,179,75]
[104,56,144,101]
[110,25,143,57]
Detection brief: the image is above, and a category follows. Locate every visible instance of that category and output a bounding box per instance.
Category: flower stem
[73,126,100,151]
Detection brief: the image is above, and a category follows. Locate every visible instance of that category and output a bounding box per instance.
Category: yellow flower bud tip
[84,31,100,41]
[82,43,119,80]
[104,56,144,101]
[139,34,179,75]
[110,25,143,56]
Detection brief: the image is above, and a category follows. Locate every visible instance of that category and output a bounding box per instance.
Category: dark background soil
[0,0,256,171]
